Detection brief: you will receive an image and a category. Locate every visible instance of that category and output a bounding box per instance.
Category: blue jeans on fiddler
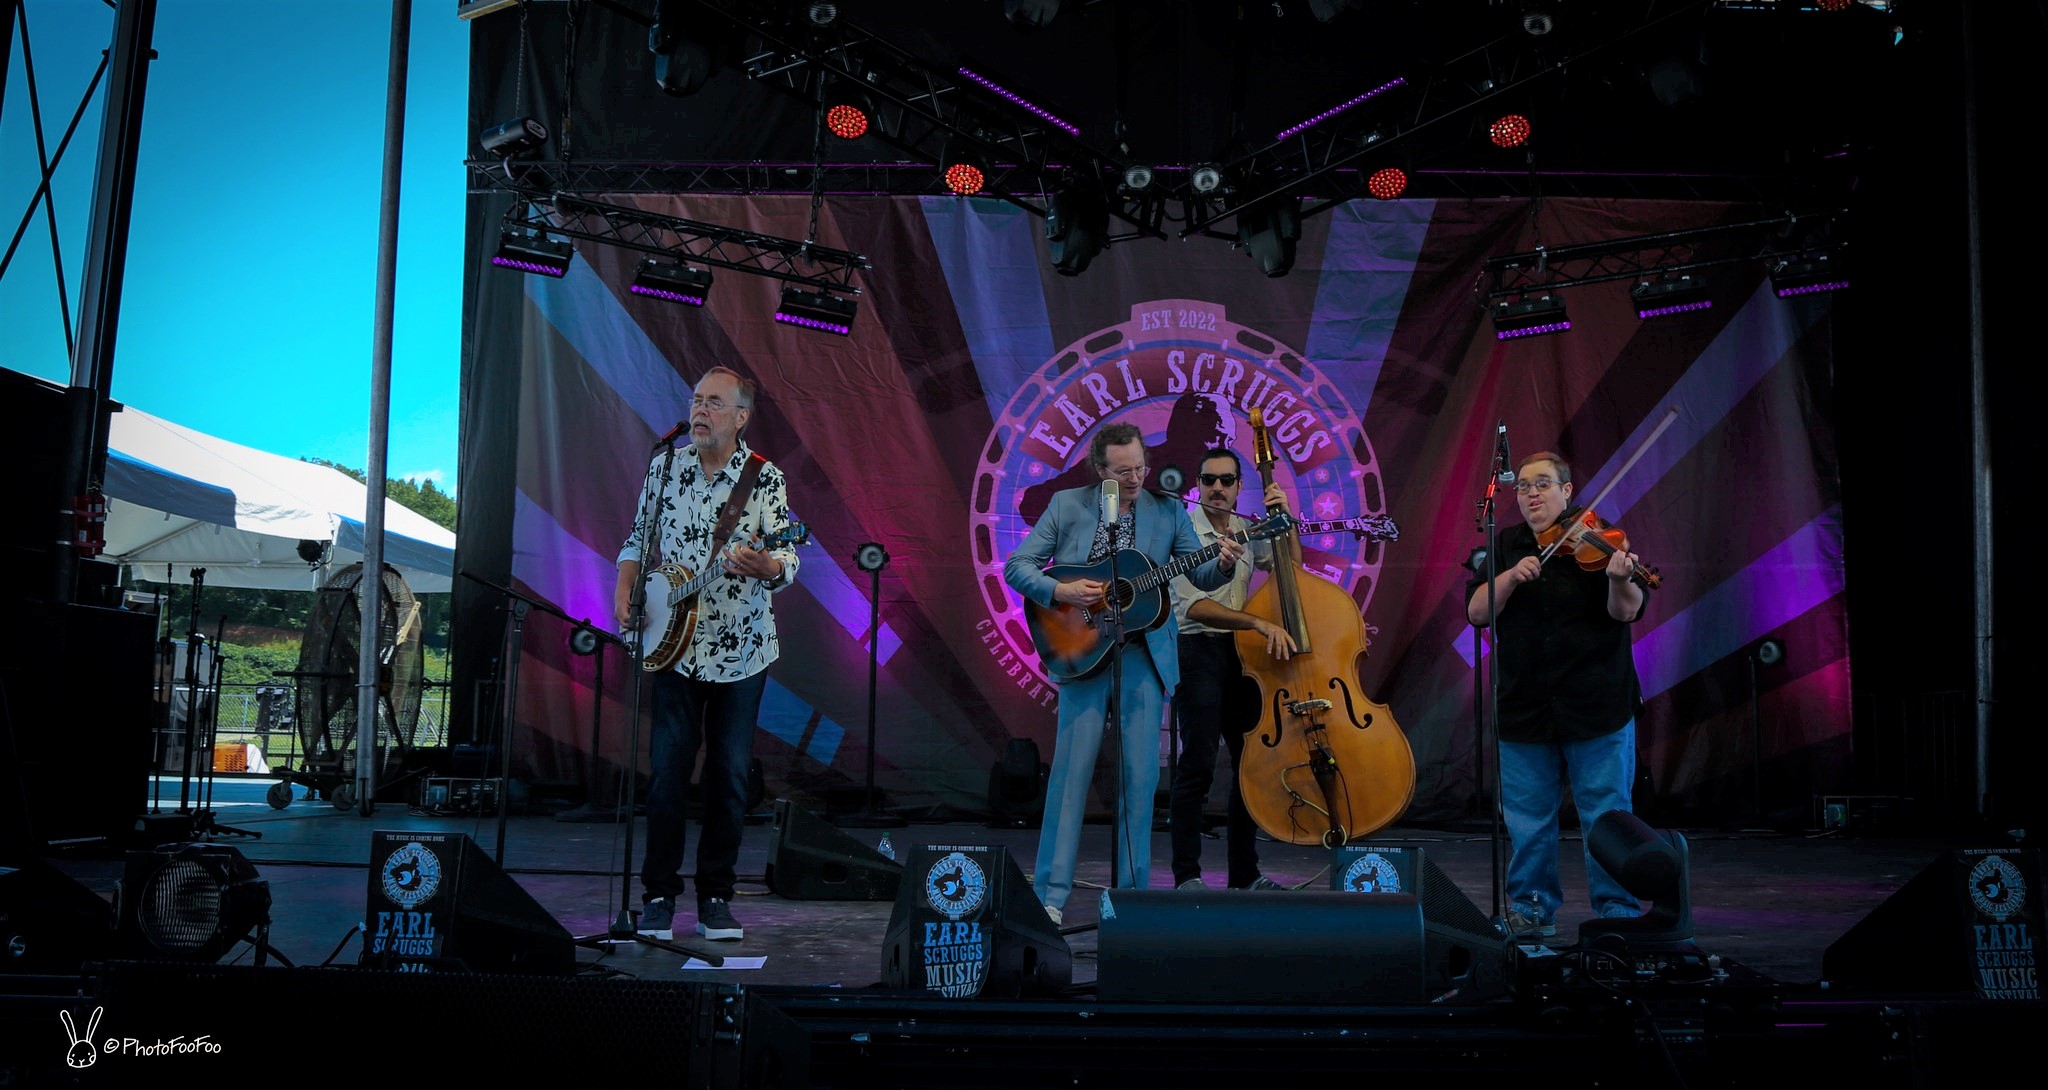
[640,669,766,906]
[1498,720,1641,924]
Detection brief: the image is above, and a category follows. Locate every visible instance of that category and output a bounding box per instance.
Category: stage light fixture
[776,286,858,335]
[1004,0,1061,28]
[1768,253,1849,297]
[1121,164,1155,192]
[825,102,869,139]
[1579,811,1694,950]
[629,259,713,306]
[1488,294,1570,340]
[1047,183,1110,276]
[649,11,715,97]
[117,843,271,963]
[1274,78,1407,142]
[957,67,1080,136]
[1237,194,1302,278]
[1367,166,1408,200]
[479,116,548,158]
[493,230,573,277]
[1632,274,1712,318]
[1490,114,1532,148]
[1190,163,1225,194]
[1519,4,1555,36]
[804,1,840,26]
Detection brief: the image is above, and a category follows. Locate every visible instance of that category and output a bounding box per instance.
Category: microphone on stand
[653,419,689,447]
[1100,478,1121,525]
[1496,420,1515,485]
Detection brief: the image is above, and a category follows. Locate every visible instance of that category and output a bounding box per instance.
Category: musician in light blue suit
[1004,422,1243,924]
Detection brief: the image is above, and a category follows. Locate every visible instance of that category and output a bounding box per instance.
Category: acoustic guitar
[634,523,810,672]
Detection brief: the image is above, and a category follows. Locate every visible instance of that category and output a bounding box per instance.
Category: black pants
[1169,632,1262,888]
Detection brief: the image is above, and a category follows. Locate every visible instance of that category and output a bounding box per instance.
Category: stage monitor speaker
[0,860,116,974]
[764,798,902,901]
[881,842,1072,998]
[1099,844,1507,1003]
[363,831,574,974]
[1821,847,2041,999]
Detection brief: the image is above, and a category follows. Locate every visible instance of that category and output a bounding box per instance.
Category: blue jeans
[1036,642,1164,911]
[640,669,765,905]
[1499,721,1640,923]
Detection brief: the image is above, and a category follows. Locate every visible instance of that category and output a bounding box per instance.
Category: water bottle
[876,832,895,861]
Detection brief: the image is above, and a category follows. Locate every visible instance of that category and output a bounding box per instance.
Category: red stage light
[944,162,985,195]
[1367,167,1407,200]
[826,104,868,140]
[1490,114,1532,148]
[1817,0,1852,10]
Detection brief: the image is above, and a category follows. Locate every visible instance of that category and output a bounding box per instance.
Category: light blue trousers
[1034,643,1164,911]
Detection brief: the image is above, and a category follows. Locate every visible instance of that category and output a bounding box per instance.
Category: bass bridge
[1284,698,1333,717]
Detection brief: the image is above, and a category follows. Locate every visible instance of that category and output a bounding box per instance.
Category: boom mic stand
[1473,423,1510,931]
[833,544,905,831]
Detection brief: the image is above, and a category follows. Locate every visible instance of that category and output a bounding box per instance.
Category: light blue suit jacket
[1004,484,1230,692]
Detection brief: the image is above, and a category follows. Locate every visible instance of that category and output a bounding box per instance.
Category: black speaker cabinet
[0,860,116,974]
[363,831,574,974]
[1099,844,1508,1003]
[1822,847,2041,999]
[764,798,903,901]
[881,842,1072,998]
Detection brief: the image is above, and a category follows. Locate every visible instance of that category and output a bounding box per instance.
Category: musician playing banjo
[1003,422,1243,926]
[614,365,800,945]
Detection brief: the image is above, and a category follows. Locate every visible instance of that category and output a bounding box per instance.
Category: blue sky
[3,1,468,492]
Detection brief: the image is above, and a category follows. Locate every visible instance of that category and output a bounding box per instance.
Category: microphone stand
[1474,425,1510,931]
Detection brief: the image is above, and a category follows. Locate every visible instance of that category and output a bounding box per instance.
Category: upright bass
[1235,408,1415,846]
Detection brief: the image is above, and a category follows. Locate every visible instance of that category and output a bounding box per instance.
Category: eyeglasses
[1512,477,1560,494]
[1199,473,1240,487]
[691,395,733,412]
[1106,465,1148,481]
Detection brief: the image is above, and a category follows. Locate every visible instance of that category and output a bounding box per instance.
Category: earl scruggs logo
[971,299,1389,689]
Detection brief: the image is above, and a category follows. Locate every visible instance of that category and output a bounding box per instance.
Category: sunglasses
[1199,473,1240,487]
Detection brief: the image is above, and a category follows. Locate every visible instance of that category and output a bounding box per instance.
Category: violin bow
[1537,405,1681,564]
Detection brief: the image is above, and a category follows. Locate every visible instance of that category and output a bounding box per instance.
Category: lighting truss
[1481,209,1849,302]
[497,195,868,293]
[677,0,1157,241]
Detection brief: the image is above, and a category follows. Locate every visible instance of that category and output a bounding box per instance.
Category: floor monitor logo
[972,299,1389,688]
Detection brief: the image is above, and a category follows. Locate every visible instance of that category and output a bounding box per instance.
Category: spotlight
[1579,811,1693,951]
[1631,274,1712,319]
[1520,5,1555,36]
[1121,164,1155,192]
[1768,253,1849,297]
[854,542,889,573]
[570,626,601,656]
[1462,545,1491,575]
[1190,163,1225,194]
[804,1,840,26]
[117,843,271,963]
[479,116,548,158]
[825,102,868,139]
[776,286,858,335]
[630,259,713,306]
[493,230,573,277]
[295,539,326,568]
[1488,294,1570,340]
[1367,166,1408,200]
[1754,637,1786,667]
[649,7,715,97]
[1238,194,1302,278]
[1046,183,1109,276]
[1004,0,1061,29]
[1489,114,1532,148]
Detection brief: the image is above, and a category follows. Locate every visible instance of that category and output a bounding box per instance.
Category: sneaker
[636,898,675,940]
[1044,904,1063,925]
[1245,875,1285,891]
[1176,877,1207,890]
[696,898,744,941]
[1505,906,1556,939]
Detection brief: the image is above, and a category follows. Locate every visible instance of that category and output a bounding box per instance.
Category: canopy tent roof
[102,407,456,592]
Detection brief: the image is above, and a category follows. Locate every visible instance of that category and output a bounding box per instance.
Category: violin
[1535,506,1661,590]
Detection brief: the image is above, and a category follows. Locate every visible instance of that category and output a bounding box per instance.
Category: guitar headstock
[1248,512,1296,540]
[1295,513,1401,543]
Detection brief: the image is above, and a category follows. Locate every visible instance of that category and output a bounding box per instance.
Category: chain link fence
[180,681,453,772]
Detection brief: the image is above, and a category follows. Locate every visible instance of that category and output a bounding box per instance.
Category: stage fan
[269,563,426,811]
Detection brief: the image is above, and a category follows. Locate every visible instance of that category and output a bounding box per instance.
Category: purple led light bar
[1773,279,1851,298]
[1495,320,1571,341]
[1275,78,1407,142]
[956,67,1080,136]
[774,311,852,336]
[491,255,569,277]
[629,284,706,306]
[1637,299,1714,319]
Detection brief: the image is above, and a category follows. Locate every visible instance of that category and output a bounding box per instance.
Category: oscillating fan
[267,563,425,811]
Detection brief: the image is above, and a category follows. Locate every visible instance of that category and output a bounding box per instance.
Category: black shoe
[696,898,744,941]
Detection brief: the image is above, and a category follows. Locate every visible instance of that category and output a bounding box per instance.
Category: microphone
[1100,478,1120,524]
[1496,420,1515,485]
[652,419,689,447]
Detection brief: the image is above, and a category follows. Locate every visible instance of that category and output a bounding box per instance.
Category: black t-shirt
[1479,522,1644,745]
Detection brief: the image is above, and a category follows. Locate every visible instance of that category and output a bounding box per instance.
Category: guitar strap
[710,452,768,552]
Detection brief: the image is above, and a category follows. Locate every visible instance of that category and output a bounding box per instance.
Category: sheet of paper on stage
[684,956,767,970]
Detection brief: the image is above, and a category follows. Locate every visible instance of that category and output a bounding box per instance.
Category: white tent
[101,407,456,592]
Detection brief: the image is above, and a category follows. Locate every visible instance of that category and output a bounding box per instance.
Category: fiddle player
[1004,422,1243,925]
[1168,447,1297,892]
[1465,450,1647,938]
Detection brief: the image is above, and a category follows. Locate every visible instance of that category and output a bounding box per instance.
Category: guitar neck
[1136,526,1256,591]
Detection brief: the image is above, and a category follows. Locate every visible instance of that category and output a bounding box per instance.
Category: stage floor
[39,777,1961,991]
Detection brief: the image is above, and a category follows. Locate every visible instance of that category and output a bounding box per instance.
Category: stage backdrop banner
[464,194,1849,824]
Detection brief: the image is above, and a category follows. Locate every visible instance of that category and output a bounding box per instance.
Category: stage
[3,777,2036,1085]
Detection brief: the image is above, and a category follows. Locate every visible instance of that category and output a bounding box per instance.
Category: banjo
[632,522,809,672]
